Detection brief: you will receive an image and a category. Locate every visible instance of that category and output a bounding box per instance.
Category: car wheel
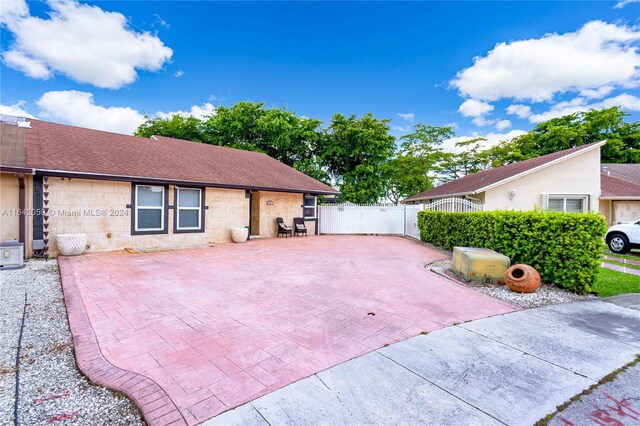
[608,233,630,254]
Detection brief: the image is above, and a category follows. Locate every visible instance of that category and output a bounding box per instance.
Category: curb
[58,256,188,426]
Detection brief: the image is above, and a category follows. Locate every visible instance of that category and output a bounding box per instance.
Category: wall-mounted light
[509,189,517,200]
[266,200,274,206]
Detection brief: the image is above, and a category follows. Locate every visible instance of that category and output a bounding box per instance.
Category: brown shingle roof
[601,173,640,199]
[601,163,640,185]
[0,122,27,169]
[7,119,338,194]
[404,142,605,202]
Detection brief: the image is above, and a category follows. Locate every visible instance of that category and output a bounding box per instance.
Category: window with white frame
[304,195,317,218]
[135,185,165,231]
[176,187,203,231]
[545,195,588,213]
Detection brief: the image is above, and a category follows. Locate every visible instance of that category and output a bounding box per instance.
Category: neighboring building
[600,163,640,225]
[0,117,338,257]
[404,141,607,216]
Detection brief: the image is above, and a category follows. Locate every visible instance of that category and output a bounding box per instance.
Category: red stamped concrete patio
[60,236,516,425]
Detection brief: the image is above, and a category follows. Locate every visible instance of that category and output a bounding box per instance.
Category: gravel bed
[427,259,595,309]
[0,259,143,425]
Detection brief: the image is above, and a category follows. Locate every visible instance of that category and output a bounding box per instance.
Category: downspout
[18,173,26,249]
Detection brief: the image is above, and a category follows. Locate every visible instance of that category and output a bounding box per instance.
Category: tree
[436,138,487,182]
[135,115,206,142]
[385,124,451,204]
[485,107,640,166]
[135,102,327,180]
[320,113,396,203]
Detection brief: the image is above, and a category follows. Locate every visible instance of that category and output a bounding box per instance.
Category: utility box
[0,240,25,270]
[452,247,510,285]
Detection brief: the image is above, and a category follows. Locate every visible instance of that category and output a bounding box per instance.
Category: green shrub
[417,210,607,293]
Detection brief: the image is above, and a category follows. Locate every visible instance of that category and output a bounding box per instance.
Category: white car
[606,220,640,254]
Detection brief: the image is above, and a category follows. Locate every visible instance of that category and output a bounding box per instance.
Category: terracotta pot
[505,264,541,293]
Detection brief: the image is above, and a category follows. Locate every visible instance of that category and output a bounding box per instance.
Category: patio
[59,235,517,425]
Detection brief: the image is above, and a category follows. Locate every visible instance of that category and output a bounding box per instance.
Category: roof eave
[600,196,640,200]
[474,141,606,194]
[33,168,340,195]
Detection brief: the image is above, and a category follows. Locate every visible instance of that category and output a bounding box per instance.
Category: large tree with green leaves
[484,107,640,166]
[320,113,396,203]
[135,102,326,177]
[385,124,451,204]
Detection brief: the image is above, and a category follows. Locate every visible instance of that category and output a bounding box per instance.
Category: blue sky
[1,1,639,151]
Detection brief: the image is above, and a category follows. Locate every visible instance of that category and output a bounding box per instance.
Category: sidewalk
[205,296,640,425]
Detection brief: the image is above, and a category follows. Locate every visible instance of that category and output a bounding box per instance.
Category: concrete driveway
[207,297,640,426]
[59,236,516,425]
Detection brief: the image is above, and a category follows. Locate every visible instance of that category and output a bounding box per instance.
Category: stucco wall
[45,177,250,256]
[483,148,601,211]
[0,172,33,254]
[256,191,303,237]
[0,173,21,242]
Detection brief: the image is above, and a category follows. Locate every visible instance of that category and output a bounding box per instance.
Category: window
[135,185,165,232]
[545,195,588,213]
[304,195,317,218]
[175,187,204,232]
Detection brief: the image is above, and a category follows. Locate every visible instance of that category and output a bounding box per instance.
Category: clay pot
[505,264,541,293]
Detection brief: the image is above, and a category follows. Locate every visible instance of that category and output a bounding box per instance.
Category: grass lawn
[604,249,640,261]
[604,259,640,271]
[592,267,640,297]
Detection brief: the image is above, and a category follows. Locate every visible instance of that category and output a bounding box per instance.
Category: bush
[417,210,607,293]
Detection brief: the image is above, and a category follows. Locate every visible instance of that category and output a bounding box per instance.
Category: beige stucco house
[0,117,338,257]
[600,163,640,225]
[403,141,636,225]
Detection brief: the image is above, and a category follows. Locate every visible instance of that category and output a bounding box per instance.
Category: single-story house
[0,116,338,257]
[600,163,640,225]
[403,141,638,225]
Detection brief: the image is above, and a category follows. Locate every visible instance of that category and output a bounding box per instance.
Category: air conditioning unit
[0,240,24,269]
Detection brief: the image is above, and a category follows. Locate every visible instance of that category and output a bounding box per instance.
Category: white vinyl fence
[318,197,483,237]
[318,204,407,235]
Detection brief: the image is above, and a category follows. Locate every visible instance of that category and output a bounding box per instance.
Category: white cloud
[152,13,169,28]
[614,0,639,8]
[397,112,415,122]
[528,93,640,123]
[35,90,216,134]
[495,120,511,131]
[1,0,173,89]
[391,125,411,133]
[579,85,614,99]
[174,70,185,78]
[442,130,527,154]
[458,99,494,117]
[156,103,215,120]
[451,21,640,102]
[0,100,34,118]
[37,91,145,134]
[506,104,532,119]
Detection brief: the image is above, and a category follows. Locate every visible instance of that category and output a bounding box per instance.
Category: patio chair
[293,217,307,237]
[276,217,293,238]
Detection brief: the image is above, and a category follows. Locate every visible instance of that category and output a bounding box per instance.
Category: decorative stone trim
[58,257,187,426]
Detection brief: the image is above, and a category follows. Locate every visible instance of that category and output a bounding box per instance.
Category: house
[404,141,607,216]
[600,163,640,225]
[0,116,338,257]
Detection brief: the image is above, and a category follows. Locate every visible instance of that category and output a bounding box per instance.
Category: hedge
[417,210,607,293]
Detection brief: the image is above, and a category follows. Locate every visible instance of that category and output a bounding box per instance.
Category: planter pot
[56,234,88,256]
[231,227,249,243]
[505,264,541,293]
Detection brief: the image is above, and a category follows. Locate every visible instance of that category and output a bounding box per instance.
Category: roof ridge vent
[150,135,159,141]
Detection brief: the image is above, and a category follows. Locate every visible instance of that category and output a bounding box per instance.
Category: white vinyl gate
[404,204,422,239]
[318,198,483,237]
[318,204,407,235]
